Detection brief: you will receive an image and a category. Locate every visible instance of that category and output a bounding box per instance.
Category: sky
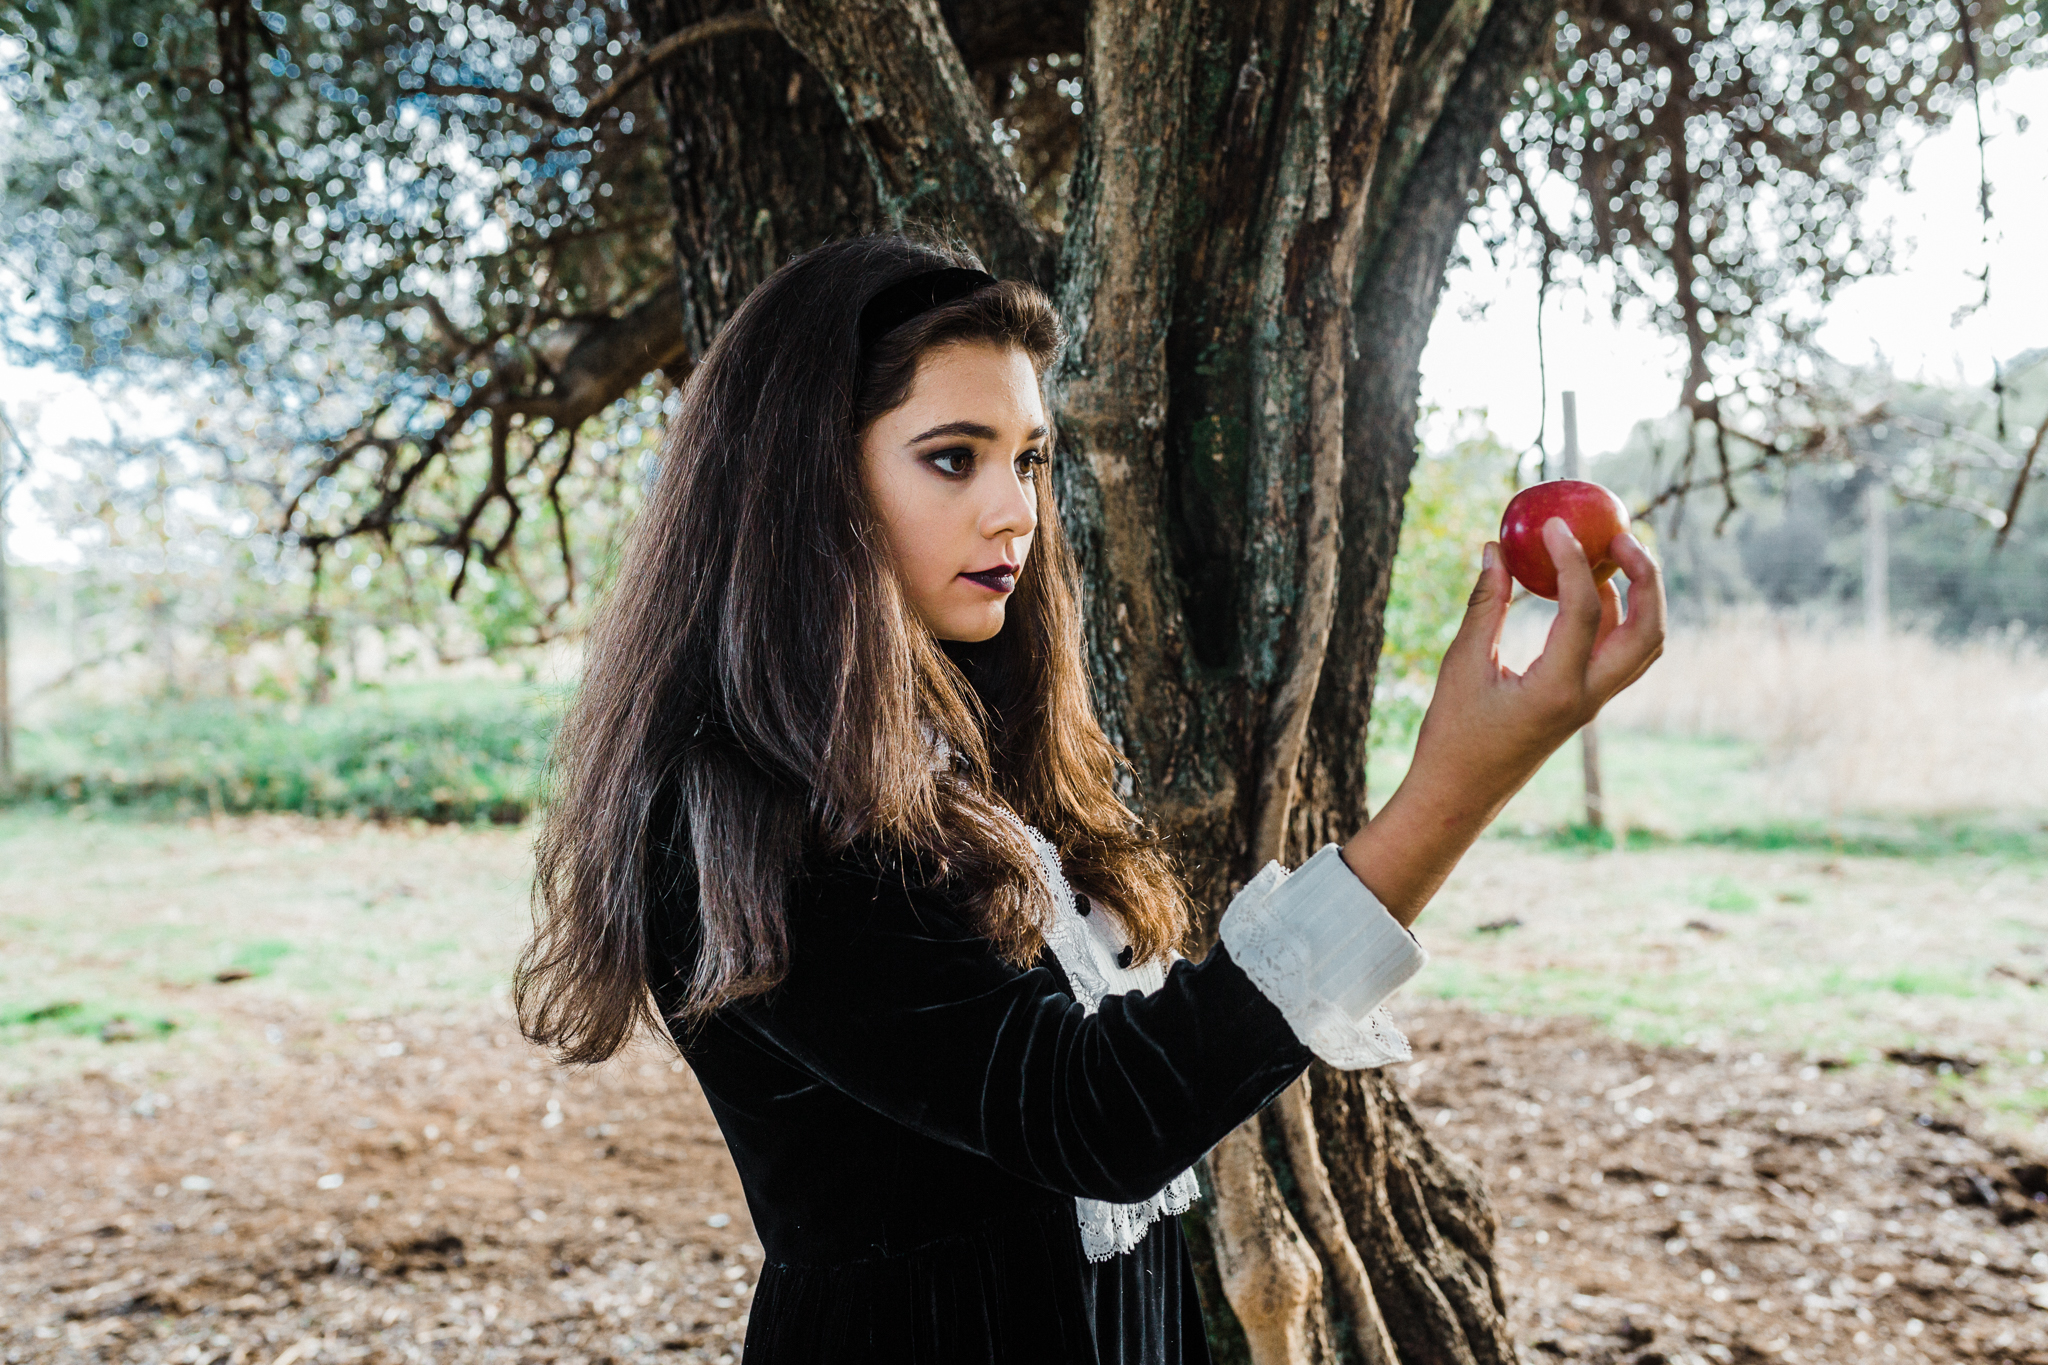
[3,68,2045,565]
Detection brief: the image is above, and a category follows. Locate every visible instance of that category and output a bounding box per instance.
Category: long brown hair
[517,234,1187,1064]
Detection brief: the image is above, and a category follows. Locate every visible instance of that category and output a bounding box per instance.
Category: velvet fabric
[655,848,1315,1364]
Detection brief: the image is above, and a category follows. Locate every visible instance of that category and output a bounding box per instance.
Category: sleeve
[1217,843,1429,1069]
[724,866,1314,1206]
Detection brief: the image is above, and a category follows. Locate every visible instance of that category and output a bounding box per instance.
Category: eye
[927,447,975,477]
[1016,449,1047,479]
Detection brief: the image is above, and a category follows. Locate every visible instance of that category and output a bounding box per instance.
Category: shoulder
[788,841,976,941]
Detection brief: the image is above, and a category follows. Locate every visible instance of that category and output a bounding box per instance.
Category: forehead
[890,342,1046,430]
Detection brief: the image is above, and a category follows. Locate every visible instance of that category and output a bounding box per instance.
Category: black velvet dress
[653,848,1317,1364]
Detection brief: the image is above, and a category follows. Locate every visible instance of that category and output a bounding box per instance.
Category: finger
[1618,640,1665,694]
[1528,519,1602,687]
[1443,541,1512,674]
[1589,532,1668,696]
[1604,621,1665,695]
[1592,577,1622,653]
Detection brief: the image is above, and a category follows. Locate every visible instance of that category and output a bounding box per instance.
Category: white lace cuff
[1218,843,1427,1069]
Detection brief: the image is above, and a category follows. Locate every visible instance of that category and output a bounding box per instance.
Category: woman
[517,233,1664,1363]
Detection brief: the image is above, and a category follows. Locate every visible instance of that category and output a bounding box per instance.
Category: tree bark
[1045,0,1555,1358]
[762,0,1054,284]
[627,0,884,362]
[629,0,1555,1357]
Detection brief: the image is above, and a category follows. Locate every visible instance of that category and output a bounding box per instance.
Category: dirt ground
[1402,1003,2048,1364]
[2,994,2044,1365]
[3,811,2045,1363]
[1,1000,757,1365]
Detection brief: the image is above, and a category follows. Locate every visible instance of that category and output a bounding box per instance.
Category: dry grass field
[1600,613,2048,821]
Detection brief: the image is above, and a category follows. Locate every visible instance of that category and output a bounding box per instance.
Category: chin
[937,606,1008,643]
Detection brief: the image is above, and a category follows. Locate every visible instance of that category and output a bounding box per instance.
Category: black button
[1116,946,1133,969]
[1074,892,1090,917]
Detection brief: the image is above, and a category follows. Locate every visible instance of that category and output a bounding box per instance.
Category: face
[859,341,1047,643]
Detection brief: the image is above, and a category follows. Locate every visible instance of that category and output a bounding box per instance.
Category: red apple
[1498,480,1631,600]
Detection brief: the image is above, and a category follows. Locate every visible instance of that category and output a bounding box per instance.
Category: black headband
[856,266,998,356]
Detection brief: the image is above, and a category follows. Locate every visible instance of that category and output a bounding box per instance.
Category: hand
[1417,518,1666,807]
[1341,520,1665,924]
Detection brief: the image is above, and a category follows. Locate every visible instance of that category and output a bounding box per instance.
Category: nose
[979,460,1038,543]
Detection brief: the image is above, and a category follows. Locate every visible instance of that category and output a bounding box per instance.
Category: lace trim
[994,807,1196,1262]
[1217,848,1422,1071]
[1075,1167,1201,1263]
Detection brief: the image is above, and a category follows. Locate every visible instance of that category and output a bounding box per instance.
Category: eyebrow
[904,420,1049,445]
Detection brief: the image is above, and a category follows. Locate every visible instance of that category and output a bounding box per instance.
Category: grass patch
[1874,968,1982,998]
[229,939,294,977]
[1497,815,2048,862]
[1685,819,2048,860]
[0,1000,85,1026]
[1373,729,2048,861]
[1991,1087,2048,1119]
[1417,958,1999,1055]
[7,681,560,824]
[0,998,178,1042]
[1411,962,1721,1047]
[1699,877,1760,912]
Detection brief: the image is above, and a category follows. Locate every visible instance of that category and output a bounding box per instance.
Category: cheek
[903,536,956,598]
[875,482,964,596]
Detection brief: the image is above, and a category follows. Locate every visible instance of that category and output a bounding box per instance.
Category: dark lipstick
[960,563,1019,593]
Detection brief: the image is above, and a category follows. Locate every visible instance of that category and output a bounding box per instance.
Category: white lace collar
[992,808,1202,1263]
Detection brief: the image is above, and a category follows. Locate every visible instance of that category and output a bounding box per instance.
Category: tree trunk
[625,0,885,362]
[631,0,1553,1357]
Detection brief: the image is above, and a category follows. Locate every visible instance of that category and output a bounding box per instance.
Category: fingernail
[1482,543,1497,571]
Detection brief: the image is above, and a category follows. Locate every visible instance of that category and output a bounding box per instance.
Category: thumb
[1445,541,1511,668]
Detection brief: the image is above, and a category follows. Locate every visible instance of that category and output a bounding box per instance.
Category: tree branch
[1205,1123,1328,1363]
[513,287,689,427]
[1309,0,1556,842]
[1995,403,2046,549]
[1253,0,1417,868]
[580,10,781,125]
[1360,0,1495,269]
[762,0,1052,285]
[416,79,563,122]
[425,13,784,130]
[545,431,580,605]
[1273,1078,1399,1365]
[289,282,685,565]
[1043,0,1202,791]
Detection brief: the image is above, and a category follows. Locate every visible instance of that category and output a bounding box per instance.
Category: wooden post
[0,402,22,792]
[1863,476,1888,642]
[1562,392,1604,831]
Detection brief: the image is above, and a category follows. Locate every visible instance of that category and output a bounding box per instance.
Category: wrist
[1340,762,1521,928]
[1340,785,1444,928]
[1401,734,1534,829]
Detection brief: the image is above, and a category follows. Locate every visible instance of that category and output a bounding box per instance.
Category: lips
[960,564,1019,594]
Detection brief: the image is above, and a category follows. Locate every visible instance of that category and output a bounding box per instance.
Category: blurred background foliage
[3,0,2041,594]
[1373,427,1523,750]
[17,344,2038,826]
[14,679,555,822]
[1,0,683,623]
[3,0,671,374]
[1608,346,2048,635]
